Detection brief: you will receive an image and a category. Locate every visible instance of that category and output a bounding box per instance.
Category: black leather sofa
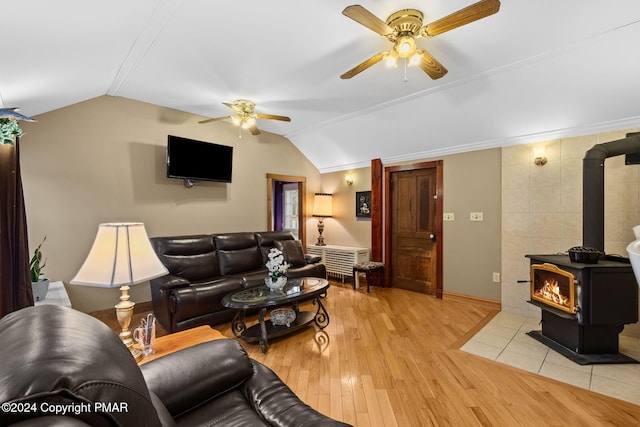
[150,231,326,333]
[0,305,349,427]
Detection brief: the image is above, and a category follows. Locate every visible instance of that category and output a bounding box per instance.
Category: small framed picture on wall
[356,191,371,218]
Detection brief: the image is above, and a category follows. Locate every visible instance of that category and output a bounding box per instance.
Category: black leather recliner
[0,305,350,427]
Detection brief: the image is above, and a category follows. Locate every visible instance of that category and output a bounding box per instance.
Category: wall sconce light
[345,174,354,185]
[533,147,548,166]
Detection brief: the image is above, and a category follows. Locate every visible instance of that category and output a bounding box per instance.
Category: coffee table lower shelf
[239,311,315,344]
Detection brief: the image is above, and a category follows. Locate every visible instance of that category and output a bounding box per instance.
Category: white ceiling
[3,0,640,172]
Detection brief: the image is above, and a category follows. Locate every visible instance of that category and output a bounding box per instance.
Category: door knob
[429,233,436,242]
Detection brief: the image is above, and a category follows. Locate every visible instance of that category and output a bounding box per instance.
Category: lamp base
[129,345,144,362]
[119,328,144,362]
[115,285,144,362]
[316,218,327,246]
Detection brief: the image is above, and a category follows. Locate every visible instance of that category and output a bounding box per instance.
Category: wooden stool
[352,261,384,293]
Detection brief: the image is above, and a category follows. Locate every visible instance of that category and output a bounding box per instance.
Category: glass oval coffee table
[221,277,330,353]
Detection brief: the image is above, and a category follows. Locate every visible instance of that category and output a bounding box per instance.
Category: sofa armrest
[156,273,191,290]
[141,339,253,418]
[305,254,322,264]
[150,274,192,333]
[243,361,351,427]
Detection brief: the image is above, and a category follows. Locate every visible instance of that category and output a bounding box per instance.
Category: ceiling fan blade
[342,5,393,36]
[248,124,261,135]
[340,52,386,79]
[198,115,231,124]
[423,0,500,37]
[256,113,291,122]
[0,107,36,122]
[418,50,448,80]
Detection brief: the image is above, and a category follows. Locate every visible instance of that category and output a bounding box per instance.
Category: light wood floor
[218,281,640,426]
[94,281,640,426]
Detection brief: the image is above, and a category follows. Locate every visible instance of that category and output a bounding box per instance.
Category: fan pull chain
[403,58,408,82]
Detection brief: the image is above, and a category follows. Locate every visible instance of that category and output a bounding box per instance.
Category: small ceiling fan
[198,99,291,136]
[340,0,501,80]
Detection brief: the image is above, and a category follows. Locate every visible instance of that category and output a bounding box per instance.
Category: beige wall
[321,149,502,302]
[314,167,372,248]
[501,128,640,338]
[19,96,322,312]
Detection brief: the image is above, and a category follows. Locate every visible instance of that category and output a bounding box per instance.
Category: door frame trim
[384,160,443,298]
[266,174,306,248]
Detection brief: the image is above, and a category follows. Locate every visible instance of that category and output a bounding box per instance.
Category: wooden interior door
[389,165,441,295]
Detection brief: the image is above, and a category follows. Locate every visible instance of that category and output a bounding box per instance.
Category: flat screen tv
[167,135,233,185]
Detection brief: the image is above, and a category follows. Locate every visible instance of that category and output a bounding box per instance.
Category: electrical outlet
[470,212,484,221]
[492,272,500,283]
[443,213,455,221]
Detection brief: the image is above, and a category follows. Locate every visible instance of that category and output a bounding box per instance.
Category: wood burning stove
[522,135,640,364]
[526,254,638,364]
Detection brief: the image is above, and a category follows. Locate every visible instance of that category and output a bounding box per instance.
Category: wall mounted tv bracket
[183,178,198,188]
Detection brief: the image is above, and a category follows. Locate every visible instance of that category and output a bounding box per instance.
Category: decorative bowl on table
[270,308,296,327]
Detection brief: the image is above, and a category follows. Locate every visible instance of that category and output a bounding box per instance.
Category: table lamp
[70,222,168,361]
[312,193,332,246]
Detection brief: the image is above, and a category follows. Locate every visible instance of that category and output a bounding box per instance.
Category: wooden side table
[137,326,225,365]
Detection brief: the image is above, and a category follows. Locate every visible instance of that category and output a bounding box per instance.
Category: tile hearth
[461,311,640,406]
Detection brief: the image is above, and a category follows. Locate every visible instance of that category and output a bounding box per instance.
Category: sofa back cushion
[151,235,220,281]
[274,239,306,267]
[255,231,295,262]
[214,233,263,275]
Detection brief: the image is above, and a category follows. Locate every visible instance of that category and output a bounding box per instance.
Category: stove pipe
[583,135,640,251]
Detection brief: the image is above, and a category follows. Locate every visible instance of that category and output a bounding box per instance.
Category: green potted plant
[29,237,49,301]
[0,118,24,145]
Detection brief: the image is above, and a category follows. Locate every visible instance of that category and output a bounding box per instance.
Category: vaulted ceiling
[3,1,640,172]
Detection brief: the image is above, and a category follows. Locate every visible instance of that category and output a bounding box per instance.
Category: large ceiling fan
[340,0,501,80]
[198,99,291,136]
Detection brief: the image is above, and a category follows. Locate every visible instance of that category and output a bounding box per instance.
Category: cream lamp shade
[71,222,167,287]
[70,222,167,361]
[312,193,333,218]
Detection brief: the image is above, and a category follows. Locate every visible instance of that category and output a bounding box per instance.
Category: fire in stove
[530,263,578,314]
[534,279,571,309]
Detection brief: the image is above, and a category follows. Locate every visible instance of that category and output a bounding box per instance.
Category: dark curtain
[0,136,33,317]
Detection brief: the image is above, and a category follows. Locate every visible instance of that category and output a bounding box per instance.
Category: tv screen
[167,135,233,183]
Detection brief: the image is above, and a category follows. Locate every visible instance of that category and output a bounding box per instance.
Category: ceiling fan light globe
[231,116,241,126]
[410,53,421,66]
[384,50,398,67]
[396,36,416,58]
